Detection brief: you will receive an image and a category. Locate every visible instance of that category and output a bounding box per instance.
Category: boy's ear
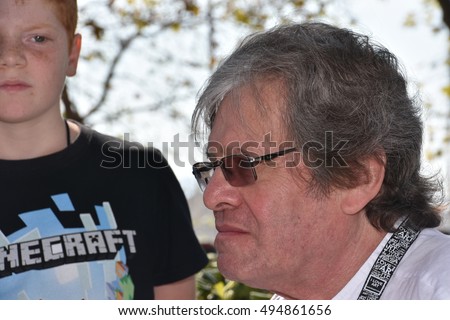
[67,34,82,77]
[339,155,385,216]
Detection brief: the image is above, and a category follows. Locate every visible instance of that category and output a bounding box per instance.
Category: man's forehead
[206,132,294,158]
[206,140,243,157]
[205,80,288,155]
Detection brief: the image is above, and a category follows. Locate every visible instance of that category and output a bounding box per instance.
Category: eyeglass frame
[192,147,297,191]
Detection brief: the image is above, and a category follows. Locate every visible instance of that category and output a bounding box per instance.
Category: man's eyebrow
[206,142,223,158]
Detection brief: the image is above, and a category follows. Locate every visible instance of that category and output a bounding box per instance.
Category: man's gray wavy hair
[192,22,444,232]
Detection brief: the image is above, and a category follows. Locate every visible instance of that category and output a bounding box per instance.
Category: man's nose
[203,167,242,212]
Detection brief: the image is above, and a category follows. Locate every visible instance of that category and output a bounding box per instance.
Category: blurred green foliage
[196,252,272,300]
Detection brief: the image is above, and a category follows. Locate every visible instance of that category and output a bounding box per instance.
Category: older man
[191,22,450,299]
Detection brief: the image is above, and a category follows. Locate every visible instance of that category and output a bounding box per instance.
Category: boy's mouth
[0,80,31,92]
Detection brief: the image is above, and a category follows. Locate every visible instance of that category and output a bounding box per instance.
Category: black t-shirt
[0,124,207,299]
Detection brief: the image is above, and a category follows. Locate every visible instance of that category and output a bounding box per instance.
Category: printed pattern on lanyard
[357,218,421,300]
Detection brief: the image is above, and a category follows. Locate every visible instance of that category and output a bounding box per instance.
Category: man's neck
[272,217,387,299]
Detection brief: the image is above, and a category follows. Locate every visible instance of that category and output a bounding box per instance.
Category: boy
[0,0,207,299]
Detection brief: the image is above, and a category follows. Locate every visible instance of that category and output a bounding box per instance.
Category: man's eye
[33,35,47,43]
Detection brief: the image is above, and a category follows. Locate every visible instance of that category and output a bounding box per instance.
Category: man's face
[203,82,346,292]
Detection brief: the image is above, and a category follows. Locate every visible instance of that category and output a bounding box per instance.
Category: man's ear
[67,34,82,77]
[339,156,385,215]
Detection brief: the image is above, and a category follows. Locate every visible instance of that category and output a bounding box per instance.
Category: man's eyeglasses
[192,148,297,191]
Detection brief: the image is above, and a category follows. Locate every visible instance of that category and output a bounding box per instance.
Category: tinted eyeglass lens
[221,155,256,187]
[193,164,214,191]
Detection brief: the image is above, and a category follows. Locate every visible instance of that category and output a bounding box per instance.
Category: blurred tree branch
[63,0,449,137]
[437,0,450,29]
[63,0,339,126]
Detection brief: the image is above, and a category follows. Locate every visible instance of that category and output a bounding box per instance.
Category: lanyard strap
[357,218,421,300]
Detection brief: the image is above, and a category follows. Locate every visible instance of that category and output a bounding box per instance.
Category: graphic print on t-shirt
[0,193,137,299]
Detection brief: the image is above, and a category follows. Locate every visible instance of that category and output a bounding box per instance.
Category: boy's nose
[0,40,26,67]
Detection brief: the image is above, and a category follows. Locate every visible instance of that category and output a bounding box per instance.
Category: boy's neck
[0,118,80,160]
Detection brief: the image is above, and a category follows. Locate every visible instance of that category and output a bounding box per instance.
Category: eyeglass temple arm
[258,147,297,162]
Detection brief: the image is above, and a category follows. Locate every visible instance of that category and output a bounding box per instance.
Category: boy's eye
[32,35,47,43]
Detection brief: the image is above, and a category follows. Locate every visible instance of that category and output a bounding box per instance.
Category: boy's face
[0,0,81,124]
